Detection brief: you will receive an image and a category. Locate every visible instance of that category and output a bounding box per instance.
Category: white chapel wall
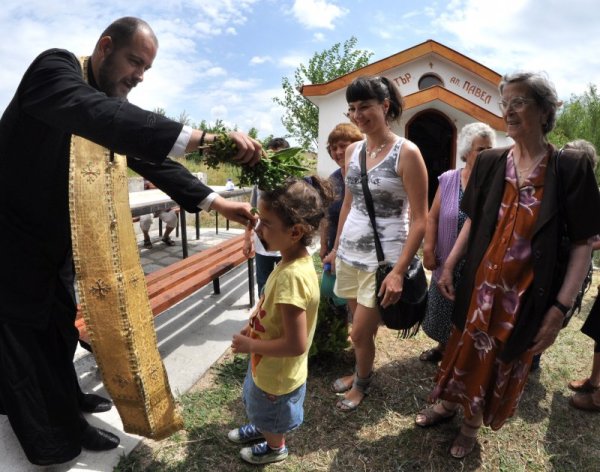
[313,52,512,178]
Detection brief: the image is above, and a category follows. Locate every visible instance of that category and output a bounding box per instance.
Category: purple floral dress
[430,149,549,430]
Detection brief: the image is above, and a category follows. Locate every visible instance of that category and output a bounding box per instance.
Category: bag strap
[359,143,386,264]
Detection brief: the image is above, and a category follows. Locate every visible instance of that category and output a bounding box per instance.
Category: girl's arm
[243,222,255,258]
[378,140,428,308]
[231,304,308,357]
[319,219,329,261]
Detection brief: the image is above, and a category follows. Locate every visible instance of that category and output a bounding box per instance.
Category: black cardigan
[453,146,600,362]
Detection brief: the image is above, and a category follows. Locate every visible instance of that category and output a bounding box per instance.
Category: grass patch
[116,274,600,472]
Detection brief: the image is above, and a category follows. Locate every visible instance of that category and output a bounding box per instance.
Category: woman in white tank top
[323,76,428,412]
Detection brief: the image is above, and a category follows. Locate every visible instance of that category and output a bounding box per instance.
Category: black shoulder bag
[555,149,593,326]
[359,143,428,336]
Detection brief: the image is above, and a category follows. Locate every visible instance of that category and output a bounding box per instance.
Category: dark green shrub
[309,254,351,358]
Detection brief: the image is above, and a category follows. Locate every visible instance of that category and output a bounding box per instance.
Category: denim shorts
[242,367,306,435]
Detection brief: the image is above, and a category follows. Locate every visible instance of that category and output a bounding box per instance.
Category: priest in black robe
[0,17,261,466]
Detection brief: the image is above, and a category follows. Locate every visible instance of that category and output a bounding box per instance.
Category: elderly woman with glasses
[419,122,496,364]
[414,72,600,459]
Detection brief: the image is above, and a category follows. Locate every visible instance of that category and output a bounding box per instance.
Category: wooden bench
[75,233,255,346]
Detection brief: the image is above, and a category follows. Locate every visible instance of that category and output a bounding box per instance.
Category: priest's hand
[188,129,262,166]
[210,196,258,228]
[227,131,262,166]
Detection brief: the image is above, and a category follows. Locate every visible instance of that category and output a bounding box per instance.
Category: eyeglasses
[498,97,534,113]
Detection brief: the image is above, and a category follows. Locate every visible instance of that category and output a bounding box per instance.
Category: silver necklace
[367,139,388,159]
[515,151,546,180]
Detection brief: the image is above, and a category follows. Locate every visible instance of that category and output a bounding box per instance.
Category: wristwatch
[553,300,571,317]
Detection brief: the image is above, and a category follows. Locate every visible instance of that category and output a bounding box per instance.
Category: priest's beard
[97,52,129,99]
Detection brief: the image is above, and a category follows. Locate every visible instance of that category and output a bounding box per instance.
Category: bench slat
[147,237,245,297]
[146,236,243,285]
[150,253,249,314]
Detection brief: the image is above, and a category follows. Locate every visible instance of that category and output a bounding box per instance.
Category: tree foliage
[274,36,373,151]
[549,84,600,183]
[153,107,192,126]
[177,110,192,126]
[197,118,232,134]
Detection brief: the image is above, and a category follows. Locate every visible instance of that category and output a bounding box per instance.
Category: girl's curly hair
[260,176,334,247]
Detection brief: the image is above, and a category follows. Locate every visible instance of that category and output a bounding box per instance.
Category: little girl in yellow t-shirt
[229,176,333,465]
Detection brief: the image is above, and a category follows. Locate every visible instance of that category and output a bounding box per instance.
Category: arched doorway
[406,111,455,206]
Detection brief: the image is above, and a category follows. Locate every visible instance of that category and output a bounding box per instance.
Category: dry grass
[116,274,600,472]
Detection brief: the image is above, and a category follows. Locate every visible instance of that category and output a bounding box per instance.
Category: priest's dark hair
[98,17,158,50]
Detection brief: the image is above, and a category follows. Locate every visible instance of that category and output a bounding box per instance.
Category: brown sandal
[415,403,456,427]
[569,392,600,412]
[450,422,479,459]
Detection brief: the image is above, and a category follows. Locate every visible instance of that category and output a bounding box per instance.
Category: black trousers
[0,280,86,465]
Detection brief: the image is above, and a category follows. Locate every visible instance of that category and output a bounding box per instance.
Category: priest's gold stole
[69,137,183,439]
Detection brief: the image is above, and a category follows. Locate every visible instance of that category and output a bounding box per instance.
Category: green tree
[260,133,274,148]
[274,36,372,151]
[176,110,192,126]
[197,118,232,134]
[549,84,600,183]
[153,107,193,126]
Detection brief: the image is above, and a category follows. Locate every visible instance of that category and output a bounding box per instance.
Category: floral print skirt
[429,326,534,430]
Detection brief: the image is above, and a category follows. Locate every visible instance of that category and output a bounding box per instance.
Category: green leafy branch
[189,133,310,191]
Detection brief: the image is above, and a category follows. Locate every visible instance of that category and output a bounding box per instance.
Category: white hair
[457,122,496,162]
[564,139,599,169]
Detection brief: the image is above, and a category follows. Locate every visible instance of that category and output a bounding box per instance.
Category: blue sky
[1,0,599,143]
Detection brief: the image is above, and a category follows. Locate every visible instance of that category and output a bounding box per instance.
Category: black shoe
[81,426,120,451]
[80,393,113,413]
[162,236,175,246]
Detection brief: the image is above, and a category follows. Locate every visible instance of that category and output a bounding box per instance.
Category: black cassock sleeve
[127,156,213,213]
[19,49,183,164]
[18,49,214,210]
